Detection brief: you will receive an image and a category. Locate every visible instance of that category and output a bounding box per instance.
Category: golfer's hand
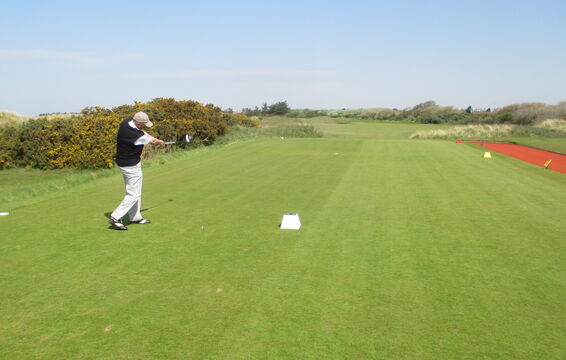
[152,138,165,145]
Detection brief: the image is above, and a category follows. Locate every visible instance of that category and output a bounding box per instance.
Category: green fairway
[505,137,566,154]
[1,124,566,359]
[263,115,453,139]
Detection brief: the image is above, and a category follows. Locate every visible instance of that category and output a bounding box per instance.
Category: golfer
[108,112,165,230]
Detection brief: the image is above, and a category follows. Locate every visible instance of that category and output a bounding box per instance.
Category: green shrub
[495,112,514,124]
[0,123,22,169]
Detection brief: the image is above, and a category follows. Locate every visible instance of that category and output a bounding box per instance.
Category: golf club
[164,134,193,145]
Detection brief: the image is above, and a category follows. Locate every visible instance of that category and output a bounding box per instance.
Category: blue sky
[1,0,565,116]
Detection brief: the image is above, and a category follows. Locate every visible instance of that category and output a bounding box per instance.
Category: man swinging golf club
[108,112,165,230]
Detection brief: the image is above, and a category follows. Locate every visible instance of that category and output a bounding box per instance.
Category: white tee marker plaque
[280,213,301,230]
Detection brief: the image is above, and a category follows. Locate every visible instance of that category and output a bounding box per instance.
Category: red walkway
[469,141,566,174]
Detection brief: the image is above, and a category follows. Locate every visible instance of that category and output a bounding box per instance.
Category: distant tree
[412,100,437,111]
[496,112,513,123]
[486,108,491,112]
[268,101,290,115]
[466,106,473,113]
[261,102,269,113]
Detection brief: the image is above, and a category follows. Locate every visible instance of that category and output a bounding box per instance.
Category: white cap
[133,112,153,127]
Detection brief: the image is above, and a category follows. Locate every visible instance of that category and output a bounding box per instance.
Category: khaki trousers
[111,162,143,221]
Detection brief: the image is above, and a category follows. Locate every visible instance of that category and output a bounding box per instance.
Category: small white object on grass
[280,213,301,230]
[0,212,9,216]
[281,136,285,140]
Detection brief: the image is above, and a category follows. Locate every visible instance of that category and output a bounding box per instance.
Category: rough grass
[0,112,79,126]
[410,124,516,139]
[34,113,81,121]
[268,123,322,138]
[0,168,115,203]
[0,111,30,126]
[410,123,566,140]
[535,119,566,132]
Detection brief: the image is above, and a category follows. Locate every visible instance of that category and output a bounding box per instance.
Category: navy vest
[115,119,145,167]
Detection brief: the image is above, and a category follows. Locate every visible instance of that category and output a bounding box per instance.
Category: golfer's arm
[134,134,152,145]
[141,131,165,145]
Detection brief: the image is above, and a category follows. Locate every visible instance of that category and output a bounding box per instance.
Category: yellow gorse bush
[0,98,257,169]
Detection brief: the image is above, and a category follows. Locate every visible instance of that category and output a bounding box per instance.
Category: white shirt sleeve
[134,134,155,145]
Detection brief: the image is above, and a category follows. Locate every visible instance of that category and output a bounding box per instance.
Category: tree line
[281,101,566,125]
[361,101,566,125]
[239,101,291,116]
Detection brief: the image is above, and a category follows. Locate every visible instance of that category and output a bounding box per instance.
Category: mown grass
[1,119,565,359]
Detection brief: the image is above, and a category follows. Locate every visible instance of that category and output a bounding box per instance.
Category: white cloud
[0,49,143,65]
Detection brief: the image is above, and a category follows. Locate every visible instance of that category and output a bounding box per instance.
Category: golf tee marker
[544,159,552,169]
[483,152,492,158]
[280,213,301,230]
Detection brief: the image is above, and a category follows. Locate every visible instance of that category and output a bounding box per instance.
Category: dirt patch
[469,141,566,174]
